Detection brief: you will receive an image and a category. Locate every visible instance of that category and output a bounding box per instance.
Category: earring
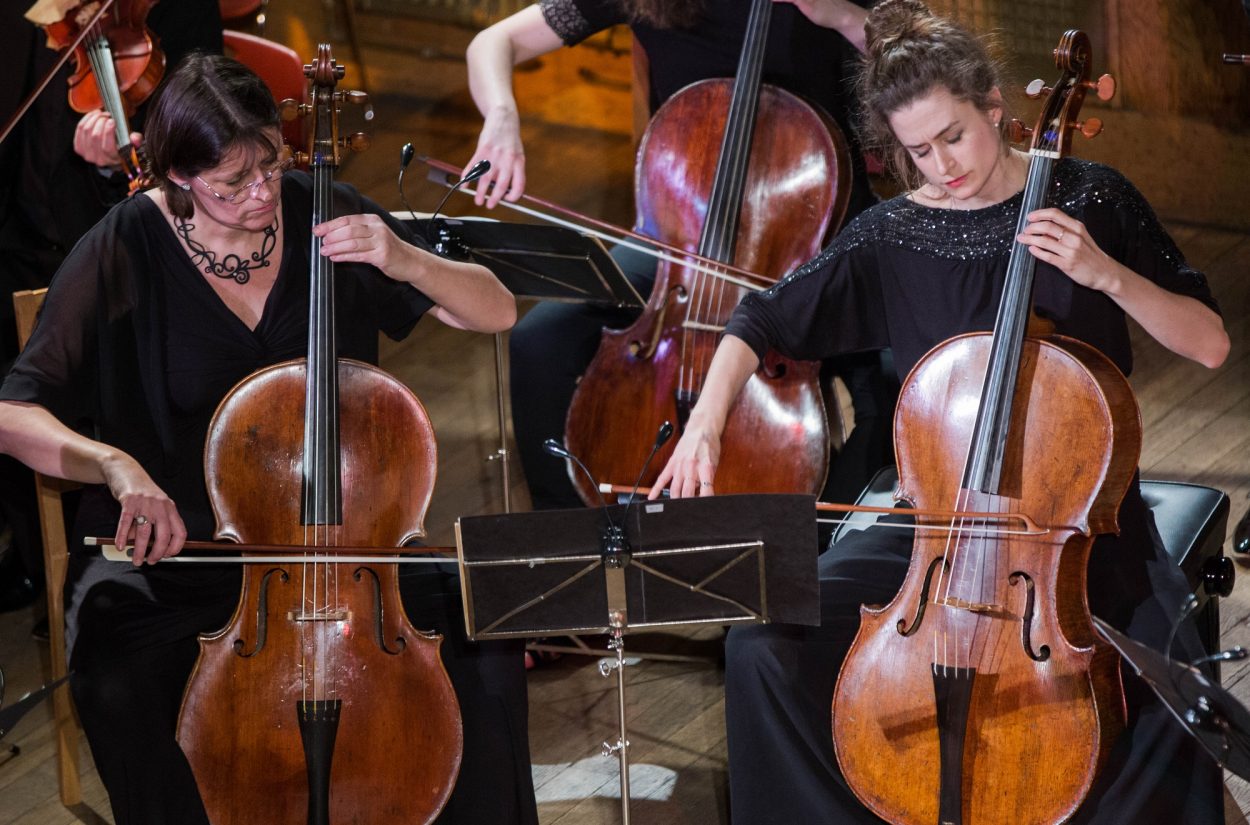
[179,182,191,191]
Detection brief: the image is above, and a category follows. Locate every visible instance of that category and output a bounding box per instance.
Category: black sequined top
[726,158,1218,381]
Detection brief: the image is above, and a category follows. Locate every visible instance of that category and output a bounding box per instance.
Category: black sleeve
[725,225,890,363]
[1086,168,1220,316]
[539,0,626,45]
[0,217,114,423]
[347,188,437,340]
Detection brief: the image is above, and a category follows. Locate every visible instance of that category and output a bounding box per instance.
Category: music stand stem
[600,617,632,824]
[488,331,511,513]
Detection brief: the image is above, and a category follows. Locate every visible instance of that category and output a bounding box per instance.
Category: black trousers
[66,555,537,825]
[509,246,898,511]
[724,493,1224,824]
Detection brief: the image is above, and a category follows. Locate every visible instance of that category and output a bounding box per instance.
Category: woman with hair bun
[652,0,1229,821]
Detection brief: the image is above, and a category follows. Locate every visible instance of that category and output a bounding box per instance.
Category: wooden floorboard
[1,5,1248,824]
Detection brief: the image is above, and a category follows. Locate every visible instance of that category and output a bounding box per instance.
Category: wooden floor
[2,4,1249,824]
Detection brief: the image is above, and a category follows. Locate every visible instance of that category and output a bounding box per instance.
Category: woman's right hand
[650,413,723,500]
[466,106,526,208]
[101,454,186,566]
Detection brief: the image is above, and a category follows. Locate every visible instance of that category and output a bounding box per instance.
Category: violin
[26,0,163,192]
[562,0,852,502]
[175,46,462,825]
[830,32,1128,824]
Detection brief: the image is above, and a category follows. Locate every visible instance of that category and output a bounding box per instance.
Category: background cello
[176,46,462,825]
[562,0,851,501]
[831,31,1130,825]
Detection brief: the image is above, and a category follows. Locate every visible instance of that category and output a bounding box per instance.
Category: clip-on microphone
[426,159,491,258]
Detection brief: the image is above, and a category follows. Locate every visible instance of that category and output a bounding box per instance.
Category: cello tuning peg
[344,132,370,153]
[278,99,304,122]
[1084,73,1116,101]
[292,150,309,167]
[1024,79,1050,99]
[339,90,369,106]
[1071,117,1104,139]
[1005,119,1033,144]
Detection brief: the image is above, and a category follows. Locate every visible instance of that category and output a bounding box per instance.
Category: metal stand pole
[599,620,632,824]
[486,331,511,513]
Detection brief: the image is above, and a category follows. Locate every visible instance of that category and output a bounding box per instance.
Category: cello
[25,0,163,192]
[831,32,1129,825]
[175,46,462,825]
[563,0,851,502]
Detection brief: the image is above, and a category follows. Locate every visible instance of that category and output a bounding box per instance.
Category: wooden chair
[222,30,308,156]
[13,287,82,807]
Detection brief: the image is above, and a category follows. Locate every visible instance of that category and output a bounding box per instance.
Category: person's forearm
[0,401,117,483]
[393,247,516,333]
[1101,263,1230,369]
[686,336,762,432]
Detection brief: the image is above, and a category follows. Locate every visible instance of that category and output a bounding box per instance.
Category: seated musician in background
[0,0,223,617]
[654,1,1230,822]
[0,55,536,825]
[465,0,899,513]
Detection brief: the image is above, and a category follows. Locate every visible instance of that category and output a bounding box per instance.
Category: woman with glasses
[0,54,536,825]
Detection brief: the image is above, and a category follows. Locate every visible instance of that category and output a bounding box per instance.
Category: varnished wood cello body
[564,0,851,501]
[176,46,462,825]
[831,32,1133,825]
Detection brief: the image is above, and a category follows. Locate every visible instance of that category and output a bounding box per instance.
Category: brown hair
[619,0,701,29]
[859,0,1010,188]
[144,53,281,219]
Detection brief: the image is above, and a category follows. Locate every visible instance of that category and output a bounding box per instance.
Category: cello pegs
[344,132,371,153]
[278,99,304,122]
[1006,119,1033,144]
[1085,74,1116,101]
[1072,117,1104,139]
[1024,78,1049,99]
[341,90,370,106]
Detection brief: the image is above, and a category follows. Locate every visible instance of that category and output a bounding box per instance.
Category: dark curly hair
[144,53,281,219]
[859,0,1010,189]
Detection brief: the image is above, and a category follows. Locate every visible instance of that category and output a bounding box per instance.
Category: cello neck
[303,46,345,526]
[963,31,1099,494]
[697,0,773,264]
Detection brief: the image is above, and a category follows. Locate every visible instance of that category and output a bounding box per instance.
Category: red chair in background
[222,30,307,156]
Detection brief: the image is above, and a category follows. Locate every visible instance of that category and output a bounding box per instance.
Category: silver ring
[699,481,713,487]
[134,515,149,526]
[1056,229,1065,242]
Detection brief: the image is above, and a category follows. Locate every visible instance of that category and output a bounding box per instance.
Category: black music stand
[455,493,819,823]
[399,215,643,513]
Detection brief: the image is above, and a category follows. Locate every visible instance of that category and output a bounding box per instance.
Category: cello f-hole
[354,565,406,655]
[232,567,289,658]
[897,556,947,637]
[1008,571,1050,662]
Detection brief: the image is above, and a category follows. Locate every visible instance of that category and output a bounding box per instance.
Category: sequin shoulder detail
[540,0,595,44]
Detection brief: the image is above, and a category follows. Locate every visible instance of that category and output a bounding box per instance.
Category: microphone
[397,142,418,222]
[543,438,613,519]
[623,421,674,509]
[424,159,491,256]
[543,438,630,561]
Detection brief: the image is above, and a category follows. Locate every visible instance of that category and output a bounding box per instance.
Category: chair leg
[36,475,80,806]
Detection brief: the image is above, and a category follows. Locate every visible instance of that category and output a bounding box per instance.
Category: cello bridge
[936,596,999,615]
[287,609,352,622]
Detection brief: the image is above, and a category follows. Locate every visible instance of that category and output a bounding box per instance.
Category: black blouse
[726,158,1219,382]
[0,171,434,541]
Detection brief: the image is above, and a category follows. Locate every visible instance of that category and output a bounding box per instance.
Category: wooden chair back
[12,287,82,807]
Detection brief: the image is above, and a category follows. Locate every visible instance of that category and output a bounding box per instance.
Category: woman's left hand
[1017,208,1117,292]
[314,214,405,272]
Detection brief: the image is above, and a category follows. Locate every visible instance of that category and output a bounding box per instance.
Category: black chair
[830,467,1234,670]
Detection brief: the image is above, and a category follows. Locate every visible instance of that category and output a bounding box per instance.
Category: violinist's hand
[101,453,185,566]
[649,413,722,500]
[1017,208,1117,292]
[73,110,139,170]
[314,213,405,271]
[465,106,526,209]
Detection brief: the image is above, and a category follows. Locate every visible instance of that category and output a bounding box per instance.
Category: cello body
[564,0,850,500]
[831,31,1132,824]
[176,47,462,825]
[832,333,1138,825]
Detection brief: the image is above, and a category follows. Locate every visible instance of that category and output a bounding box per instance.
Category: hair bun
[865,0,938,60]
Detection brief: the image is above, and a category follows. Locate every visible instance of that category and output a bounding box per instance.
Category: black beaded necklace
[175,215,279,285]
